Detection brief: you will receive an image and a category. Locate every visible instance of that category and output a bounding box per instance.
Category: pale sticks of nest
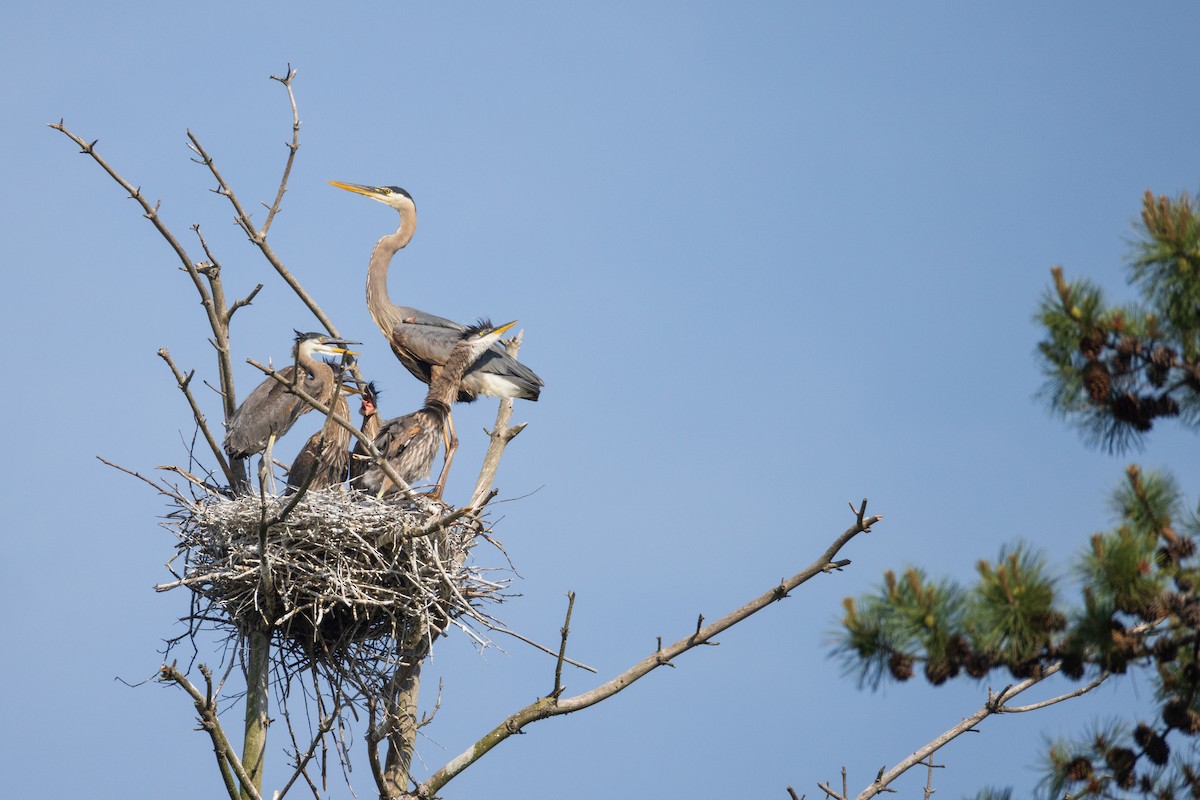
[159,489,508,659]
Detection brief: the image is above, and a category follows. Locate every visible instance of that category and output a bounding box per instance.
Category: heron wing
[223,366,306,457]
[391,321,543,401]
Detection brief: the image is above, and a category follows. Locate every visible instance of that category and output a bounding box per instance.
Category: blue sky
[5,3,1200,798]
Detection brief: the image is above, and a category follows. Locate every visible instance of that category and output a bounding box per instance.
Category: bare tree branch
[852,662,1110,799]
[186,128,338,338]
[551,591,577,698]
[96,456,186,503]
[161,664,261,800]
[470,332,527,507]
[158,347,236,488]
[261,65,300,237]
[48,123,243,423]
[418,502,882,798]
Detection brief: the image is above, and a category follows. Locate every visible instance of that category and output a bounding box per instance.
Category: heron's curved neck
[365,211,416,335]
[362,412,380,440]
[323,396,350,435]
[426,341,488,408]
[295,342,320,377]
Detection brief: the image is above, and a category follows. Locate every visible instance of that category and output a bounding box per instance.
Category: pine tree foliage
[836,191,1200,799]
[1035,191,1200,453]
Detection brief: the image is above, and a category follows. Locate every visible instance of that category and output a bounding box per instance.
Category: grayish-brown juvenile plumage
[328,181,543,402]
[223,332,357,459]
[286,394,353,494]
[348,381,381,486]
[357,321,516,497]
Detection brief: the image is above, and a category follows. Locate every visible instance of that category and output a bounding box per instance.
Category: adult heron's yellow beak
[328,180,382,198]
[487,320,518,338]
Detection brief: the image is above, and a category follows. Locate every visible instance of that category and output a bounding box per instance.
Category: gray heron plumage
[356,320,517,498]
[223,331,358,460]
[286,394,353,494]
[328,180,543,403]
[347,381,381,486]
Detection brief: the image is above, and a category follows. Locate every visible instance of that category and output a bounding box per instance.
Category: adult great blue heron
[286,394,353,494]
[327,181,543,403]
[355,320,517,499]
[223,332,358,472]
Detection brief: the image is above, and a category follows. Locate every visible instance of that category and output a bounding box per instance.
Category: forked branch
[418,502,882,798]
[47,122,242,427]
[161,664,262,800]
[852,662,1109,799]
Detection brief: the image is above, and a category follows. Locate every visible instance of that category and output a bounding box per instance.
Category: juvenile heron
[357,320,517,499]
[348,381,381,486]
[286,394,353,494]
[224,332,358,490]
[327,181,543,404]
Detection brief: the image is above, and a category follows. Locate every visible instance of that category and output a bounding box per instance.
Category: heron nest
[160,489,508,671]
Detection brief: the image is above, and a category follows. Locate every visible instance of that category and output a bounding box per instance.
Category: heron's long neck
[365,214,416,336]
[296,345,334,402]
[324,396,352,442]
[362,412,380,440]
[425,341,487,408]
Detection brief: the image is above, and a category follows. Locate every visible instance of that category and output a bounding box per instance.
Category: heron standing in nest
[224,331,358,491]
[356,320,517,499]
[328,181,542,457]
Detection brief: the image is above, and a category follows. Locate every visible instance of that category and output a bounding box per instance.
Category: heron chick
[286,394,354,494]
[355,320,517,499]
[224,331,359,460]
[347,381,382,486]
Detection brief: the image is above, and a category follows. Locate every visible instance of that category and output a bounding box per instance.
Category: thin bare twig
[47,122,242,428]
[261,65,300,237]
[275,706,338,800]
[96,456,186,503]
[159,348,235,487]
[187,130,338,338]
[995,671,1109,714]
[484,624,597,673]
[551,591,577,698]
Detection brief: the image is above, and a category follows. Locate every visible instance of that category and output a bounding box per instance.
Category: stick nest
[160,489,505,666]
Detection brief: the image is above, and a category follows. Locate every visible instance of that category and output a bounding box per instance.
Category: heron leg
[260,434,278,495]
[376,473,393,500]
[433,411,458,500]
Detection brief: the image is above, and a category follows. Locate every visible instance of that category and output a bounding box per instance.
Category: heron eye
[381,188,392,195]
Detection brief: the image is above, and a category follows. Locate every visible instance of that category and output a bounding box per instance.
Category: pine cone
[964,650,992,678]
[1134,723,1172,767]
[924,656,952,685]
[1082,361,1111,402]
[1079,331,1105,361]
[1059,648,1085,680]
[1065,756,1093,781]
[1155,394,1180,418]
[1163,697,1200,734]
[888,651,914,682]
[1104,746,1136,788]
[1152,636,1179,664]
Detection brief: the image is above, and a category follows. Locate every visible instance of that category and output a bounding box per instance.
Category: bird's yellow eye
[381,187,392,195]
